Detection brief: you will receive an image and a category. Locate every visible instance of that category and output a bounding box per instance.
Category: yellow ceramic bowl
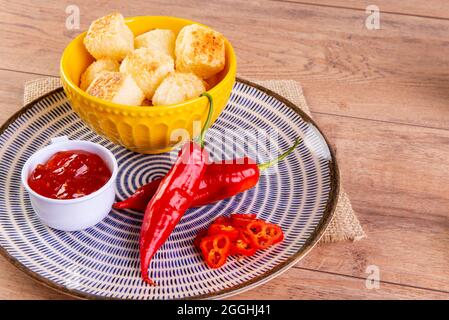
[60,16,236,154]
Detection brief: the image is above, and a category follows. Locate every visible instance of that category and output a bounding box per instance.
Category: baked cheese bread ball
[83,13,134,61]
[134,29,176,59]
[79,59,120,90]
[175,24,225,79]
[120,47,174,99]
[152,72,206,106]
[86,72,145,106]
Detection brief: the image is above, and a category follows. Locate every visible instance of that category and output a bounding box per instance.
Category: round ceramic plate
[0,79,338,299]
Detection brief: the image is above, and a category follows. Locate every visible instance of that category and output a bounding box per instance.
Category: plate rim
[0,77,340,300]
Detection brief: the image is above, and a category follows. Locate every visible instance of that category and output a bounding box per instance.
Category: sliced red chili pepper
[230,213,257,229]
[245,220,281,249]
[265,223,284,244]
[231,213,257,220]
[212,216,231,225]
[200,234,231,269]
[208,223,239,241]
[230,230,257,256]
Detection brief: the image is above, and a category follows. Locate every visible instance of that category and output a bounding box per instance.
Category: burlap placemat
[24,77,366,243]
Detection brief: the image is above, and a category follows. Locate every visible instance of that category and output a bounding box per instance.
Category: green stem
[257,138,301,171]
[199,92,214,148]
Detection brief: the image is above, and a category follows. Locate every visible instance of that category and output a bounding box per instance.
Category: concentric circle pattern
[0,80,338,299]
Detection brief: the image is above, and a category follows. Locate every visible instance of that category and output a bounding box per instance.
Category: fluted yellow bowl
[60,16,236,154]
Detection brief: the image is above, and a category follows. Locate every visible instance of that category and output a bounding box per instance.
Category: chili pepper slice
[212,216,231,225]
[231,213,257,220]
[230,230,257,256]
[208,223,239,241]
[245,220,284,249]
[230,213,257,228]
[265,223,284,244]
[200,234,231,269]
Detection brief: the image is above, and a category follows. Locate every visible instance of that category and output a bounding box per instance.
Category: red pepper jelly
[28,150,112,200]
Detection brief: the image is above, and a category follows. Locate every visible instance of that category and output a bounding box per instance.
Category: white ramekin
[21,136,118,231]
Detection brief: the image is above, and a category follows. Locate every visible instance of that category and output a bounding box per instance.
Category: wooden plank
[1,254,446,300]
[1,1,449,129]
[297,113,449,292]
[281,0,449,20]
[0,255,69,299]
[0,70,43,124]
[234,267,449,299]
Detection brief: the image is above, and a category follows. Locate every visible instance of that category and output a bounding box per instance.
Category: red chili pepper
[200,234,231,268]
[246,220,284,250]
[192,159,260,206]
[113,178,160,211]
[230,230,257,256]
[114,139,301,211]
[139,93,213,285]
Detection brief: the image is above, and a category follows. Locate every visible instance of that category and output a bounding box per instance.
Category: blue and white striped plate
[0,79,338,299]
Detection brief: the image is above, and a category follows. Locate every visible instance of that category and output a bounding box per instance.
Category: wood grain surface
[284,0,449,19]
[0,0,449,299]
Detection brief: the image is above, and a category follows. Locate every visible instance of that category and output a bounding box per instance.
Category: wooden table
[1,0,449,300]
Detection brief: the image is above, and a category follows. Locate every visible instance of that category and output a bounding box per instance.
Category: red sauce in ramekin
[28,150,112,200]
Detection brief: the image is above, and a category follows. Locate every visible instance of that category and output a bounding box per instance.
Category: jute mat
[24,77,366,243]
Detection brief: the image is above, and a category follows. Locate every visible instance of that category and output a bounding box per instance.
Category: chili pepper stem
[199,92,214,148]
[257,138,301,171]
